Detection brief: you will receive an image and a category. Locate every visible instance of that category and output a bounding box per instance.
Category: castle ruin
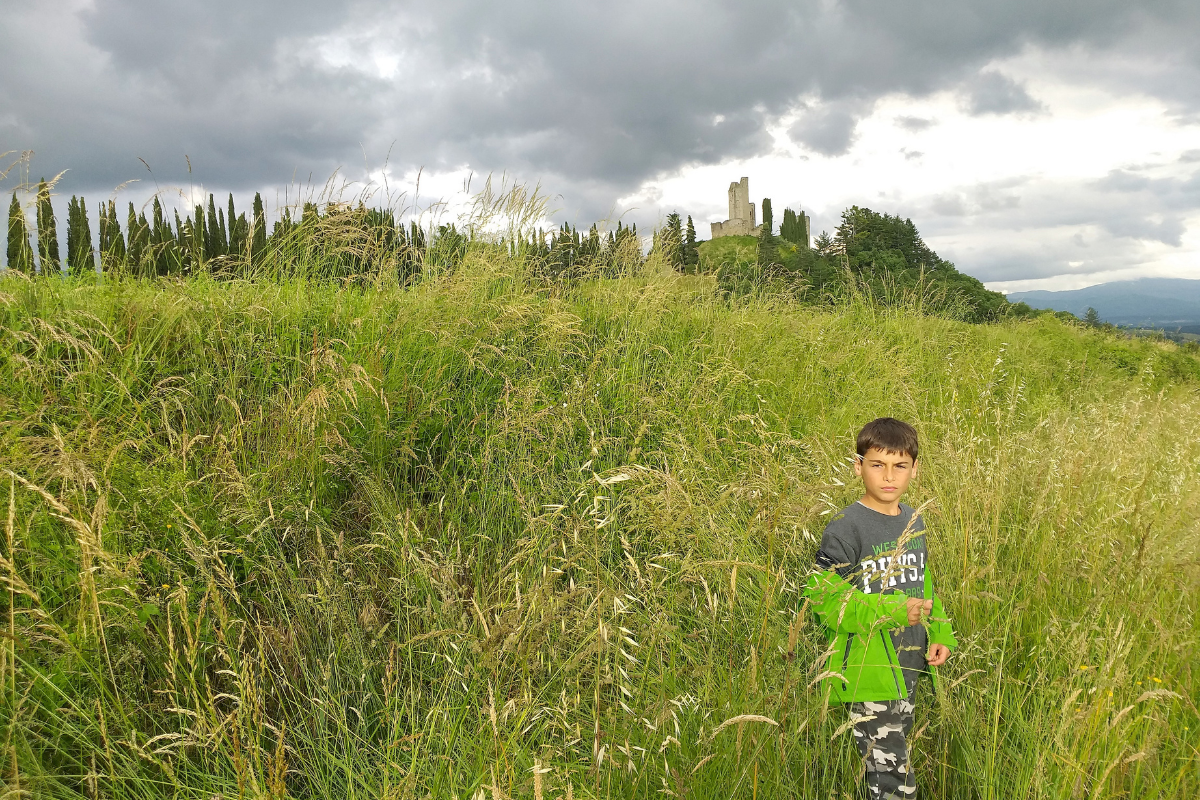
[710,177,761,239]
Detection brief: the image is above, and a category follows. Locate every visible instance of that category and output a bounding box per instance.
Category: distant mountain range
[1008,278,1200,330]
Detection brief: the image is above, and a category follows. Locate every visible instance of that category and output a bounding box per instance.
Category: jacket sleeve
[804,568,911,634]
[925,570,957,649]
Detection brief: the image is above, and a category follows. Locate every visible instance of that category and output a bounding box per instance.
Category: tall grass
[0,252,1197,799]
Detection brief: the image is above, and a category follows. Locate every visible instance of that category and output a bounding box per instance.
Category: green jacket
[804,565,956,703]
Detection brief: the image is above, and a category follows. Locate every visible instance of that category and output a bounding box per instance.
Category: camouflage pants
[848,697,916,799]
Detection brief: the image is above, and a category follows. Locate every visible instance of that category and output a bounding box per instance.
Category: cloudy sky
[2,0,1198,291]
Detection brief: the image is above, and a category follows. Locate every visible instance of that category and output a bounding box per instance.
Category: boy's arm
[805,569,912,634]
[805,533,910,634]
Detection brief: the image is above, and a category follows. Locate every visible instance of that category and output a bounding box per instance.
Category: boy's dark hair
[856,417,919,461]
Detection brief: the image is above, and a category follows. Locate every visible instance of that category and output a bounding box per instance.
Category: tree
[35,178,60,274]
[252,192,267,261]
[191,203,207,267]
[756,198,779,270]
[683,215,699,272]
[831,205,1009,322]
[99,200,126,274]
[127,202,152,272]
[813,230,836,256]
[66,195,95,276]
[6,192,34,272]
[150,197,174,276]
[780,207,809,247]
[205,194,223,259]
[66,196,78,273]
[660,212,683,270]
[1084,307,1101,327]
[226,194,241,257]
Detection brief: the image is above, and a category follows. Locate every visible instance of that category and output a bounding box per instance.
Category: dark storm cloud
[1,0,1199,238]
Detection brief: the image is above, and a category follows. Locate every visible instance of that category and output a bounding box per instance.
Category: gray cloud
[2,0,1200,271]
[915,163,1200,281]
[788,103,865,156]
[964,71,1044,115]
[895,116,936,131]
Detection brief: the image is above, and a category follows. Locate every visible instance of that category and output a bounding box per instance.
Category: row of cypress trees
[6,180,277,277]
[6,180,60,274]
[5,179,656,282]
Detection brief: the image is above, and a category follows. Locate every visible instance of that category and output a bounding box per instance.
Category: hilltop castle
[710,177,761,239]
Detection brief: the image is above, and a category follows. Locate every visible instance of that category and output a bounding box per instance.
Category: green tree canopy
[833,205,1009,322]
[780,207,809,248]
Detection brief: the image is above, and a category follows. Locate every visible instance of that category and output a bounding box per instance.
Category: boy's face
[854,447,917,506]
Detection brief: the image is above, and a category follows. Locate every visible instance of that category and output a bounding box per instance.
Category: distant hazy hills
[1008,278,1200,330]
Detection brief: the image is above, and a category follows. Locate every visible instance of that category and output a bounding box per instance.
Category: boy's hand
[905,597,933,626]
[927,643,950,667]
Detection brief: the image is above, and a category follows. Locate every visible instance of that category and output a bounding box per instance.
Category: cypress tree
[35,179,60,274]
[127,202,144,269]
[7,192,34,272]
[780,207,810,248]
[155,198,179,276]
[191,203,206,266]
[252,192,267,261]
[661,212,683,270]
[151,197,166,243]
[110,200,127,272]
[137,212,151,272]
[173,210,190,274]
[301,202,319,226]
[236,213,250,259]
[97,202,110,272]
[227,194,236,250]
[205,194,221,259]
[684,215,699,271]
[82,198,95,274]
[780,207,797,243]
[67,196,95,276]
[100,200,126,274]
[756,198,779,271]
[66,196,79,273]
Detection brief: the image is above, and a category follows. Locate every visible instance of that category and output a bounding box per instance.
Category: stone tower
[710,177,761,239]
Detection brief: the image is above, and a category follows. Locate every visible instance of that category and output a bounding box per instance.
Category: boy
[804,418,956,799]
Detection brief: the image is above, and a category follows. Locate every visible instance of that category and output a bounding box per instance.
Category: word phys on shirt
[857,542,926,597]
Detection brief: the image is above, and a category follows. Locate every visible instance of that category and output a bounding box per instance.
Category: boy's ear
[853,455,863,477]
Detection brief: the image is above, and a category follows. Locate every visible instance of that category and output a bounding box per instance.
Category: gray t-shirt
[814,501,929,694]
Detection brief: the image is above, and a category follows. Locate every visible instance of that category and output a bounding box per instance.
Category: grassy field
[1,253,1198,799]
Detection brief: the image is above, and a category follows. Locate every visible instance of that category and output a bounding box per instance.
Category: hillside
[1009,277,1200,328]
[2,262,1198,799]
[699,206,1011,323]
